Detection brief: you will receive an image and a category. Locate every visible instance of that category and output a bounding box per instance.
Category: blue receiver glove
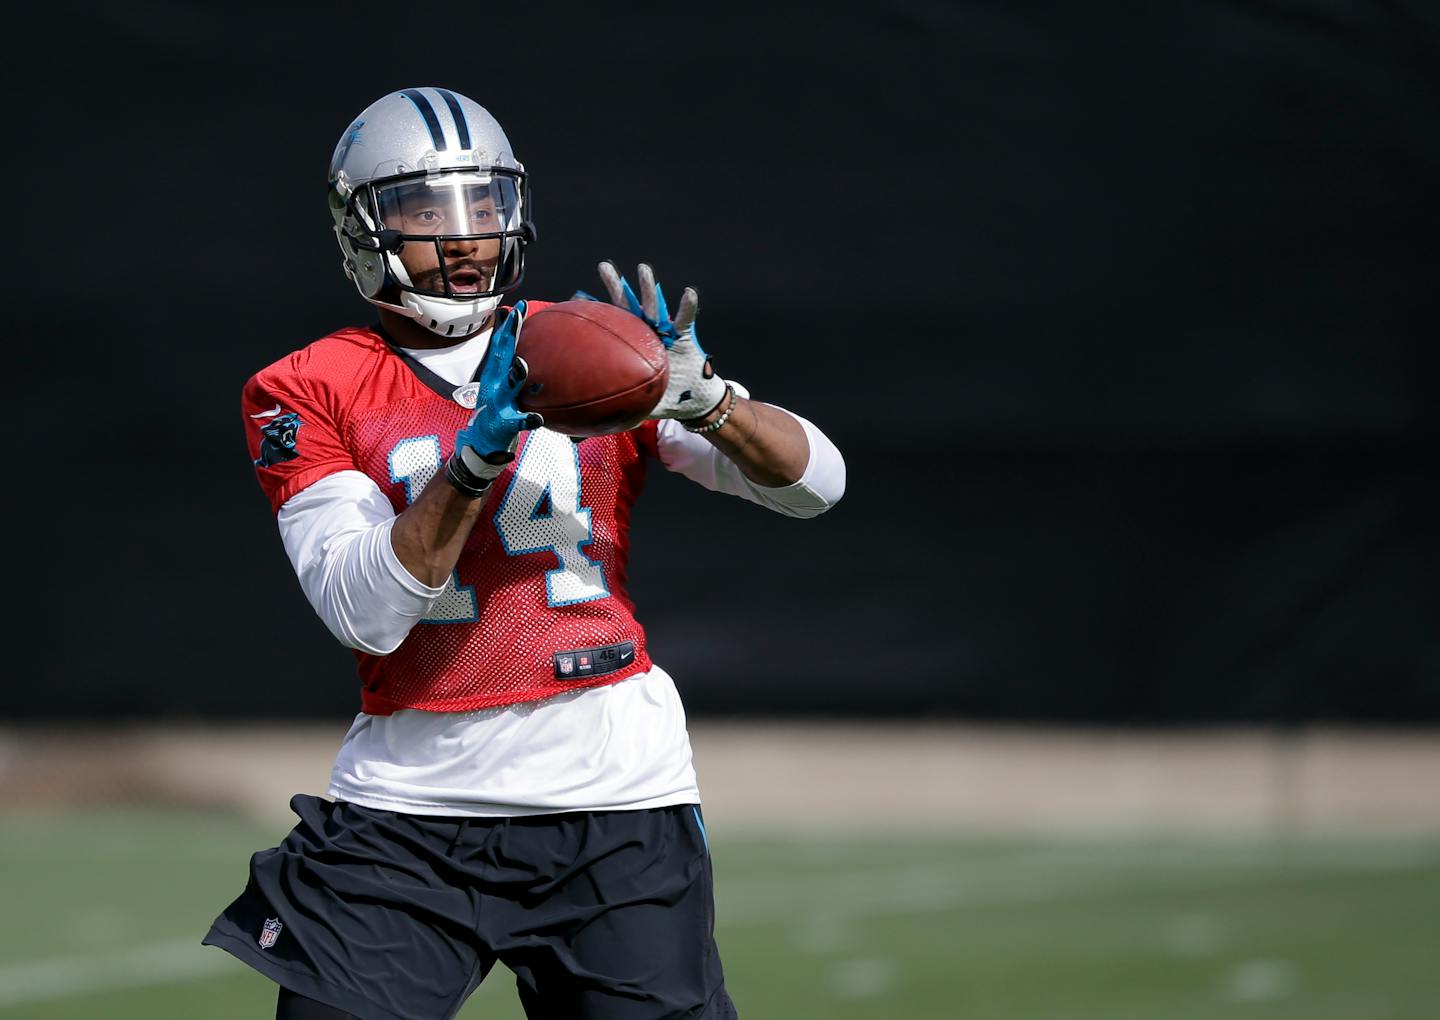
[446,301,543,497]
[575,262,729,421]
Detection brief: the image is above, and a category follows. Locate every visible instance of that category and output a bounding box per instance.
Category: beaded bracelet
[683,383,737,434]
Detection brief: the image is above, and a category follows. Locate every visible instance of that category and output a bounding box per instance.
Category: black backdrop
[10,0,1439,722]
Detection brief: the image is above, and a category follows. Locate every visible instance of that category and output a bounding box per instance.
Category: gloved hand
[581,261,729,421]
[447,301,543,497]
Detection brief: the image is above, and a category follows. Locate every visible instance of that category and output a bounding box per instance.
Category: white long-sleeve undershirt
[271,345,844,816]
[278,400,845,656]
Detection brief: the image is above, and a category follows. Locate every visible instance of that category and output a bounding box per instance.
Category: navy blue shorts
[202,795,736,1020]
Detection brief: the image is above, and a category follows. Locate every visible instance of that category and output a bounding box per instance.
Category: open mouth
[446,267,485,293]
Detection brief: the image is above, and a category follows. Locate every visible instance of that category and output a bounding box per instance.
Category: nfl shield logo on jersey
[259,917,283,949]
[558,654,574,675]
[452,382,481,409]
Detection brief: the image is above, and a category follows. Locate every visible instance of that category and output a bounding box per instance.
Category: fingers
[634,264,683,332]
[497,364,541,432]
[501,299,527,337]
[490,404,543,433]
[507,355,530,388]
[638,263,660,323]
[601,261,682,326]
[489,302,524,356]
[616,275,645,318]
[599,262,693,335]
[673,286,699,332]
[498,399,543,428]
[598,260,646,317]
[478,302,526,392]
[597,261,627,307]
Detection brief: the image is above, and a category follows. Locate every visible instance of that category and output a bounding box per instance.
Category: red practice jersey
[240,306,660,714]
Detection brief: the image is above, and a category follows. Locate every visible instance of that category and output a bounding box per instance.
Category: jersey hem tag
[554,641,635,680]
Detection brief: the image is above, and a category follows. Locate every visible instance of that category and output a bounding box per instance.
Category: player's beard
[420,258,497,296]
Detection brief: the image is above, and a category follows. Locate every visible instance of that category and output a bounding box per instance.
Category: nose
[441,234,481,257]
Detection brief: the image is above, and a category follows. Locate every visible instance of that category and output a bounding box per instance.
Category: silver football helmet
[327,87,535,338]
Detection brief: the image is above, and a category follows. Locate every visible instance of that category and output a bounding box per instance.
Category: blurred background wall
[9,0,1439,725]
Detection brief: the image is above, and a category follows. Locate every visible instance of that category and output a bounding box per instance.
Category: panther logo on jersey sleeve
[249,406,304,467]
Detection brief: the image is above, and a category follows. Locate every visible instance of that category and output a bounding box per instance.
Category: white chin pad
[400,291,500,337]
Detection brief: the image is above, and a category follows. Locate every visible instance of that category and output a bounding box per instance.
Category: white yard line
[0,937,235,1009]
[716,846,1440,925]
[1,843,1434,1008]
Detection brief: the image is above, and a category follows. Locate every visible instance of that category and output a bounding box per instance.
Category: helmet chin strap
[397,290,500,338]
[380,249,500,338]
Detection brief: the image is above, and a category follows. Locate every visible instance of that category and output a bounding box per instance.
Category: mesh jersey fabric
[241,306,661,715]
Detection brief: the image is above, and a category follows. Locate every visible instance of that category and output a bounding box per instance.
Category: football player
[203,86,845,1020]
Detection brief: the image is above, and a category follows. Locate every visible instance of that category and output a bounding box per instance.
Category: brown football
[515,300,669,437]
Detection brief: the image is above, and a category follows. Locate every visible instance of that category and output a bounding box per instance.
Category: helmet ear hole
[354,254,387,298]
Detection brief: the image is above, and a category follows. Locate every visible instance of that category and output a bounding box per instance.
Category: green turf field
[1,808,1436,1018]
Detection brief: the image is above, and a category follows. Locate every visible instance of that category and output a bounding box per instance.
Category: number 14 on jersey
[389,430,609,620]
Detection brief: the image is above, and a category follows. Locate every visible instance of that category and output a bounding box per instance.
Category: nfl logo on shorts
[259,917,283,949]
[558,654,574,676]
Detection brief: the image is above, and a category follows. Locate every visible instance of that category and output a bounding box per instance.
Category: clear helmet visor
[366,171,526,299]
